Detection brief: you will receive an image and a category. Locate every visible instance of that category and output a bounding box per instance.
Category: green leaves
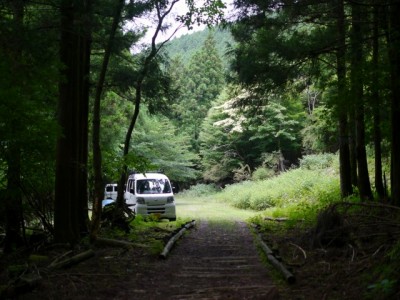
[168,31,225,152]
[177,0,226,29]
[132,110,200,182]
[199,85,304,182]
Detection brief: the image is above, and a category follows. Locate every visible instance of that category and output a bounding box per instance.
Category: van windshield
[136,179,171,194]
[106,185,117,192]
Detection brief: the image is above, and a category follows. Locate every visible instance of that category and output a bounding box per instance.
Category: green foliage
[367,279,397,300]
[179,184,219,198]
[132,109,200,182]
[246,100,303,156]
[0,1,59,231]
[199,89,241,182]
[176,1,226,31]
[169,31,225,152]
[301,105,338,153]
[216,158,341,217]
[251,167,275,181]
[299,153,337,170]
[164,28,234,69]
[230,1,336,96]
[365,240,400,299]
[199,88,304,183]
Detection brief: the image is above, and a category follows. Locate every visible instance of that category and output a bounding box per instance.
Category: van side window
[127,179,135,193]
[162,180,172,193]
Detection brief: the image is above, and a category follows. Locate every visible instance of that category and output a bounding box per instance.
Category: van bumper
[135,203,176,220]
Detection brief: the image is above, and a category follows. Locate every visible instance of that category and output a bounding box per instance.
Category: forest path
[116,220,279,300]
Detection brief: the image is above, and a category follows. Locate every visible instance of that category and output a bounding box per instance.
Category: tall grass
[175,193,258,223]
[214,154,341,223]
[173,154,341,226]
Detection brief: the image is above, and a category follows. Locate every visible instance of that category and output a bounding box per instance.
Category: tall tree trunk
[4,145,23,253]
[115,83,142,209]
[372,2,385,199]
[387,0,400,204]
[336,0,353,198]
[115,0,179,208]
[79,10,91,235]
[3,0,25,253]
[351,0,373,200]
[91,0,125,242]
[54,0,92,244]
[348,107,358,187]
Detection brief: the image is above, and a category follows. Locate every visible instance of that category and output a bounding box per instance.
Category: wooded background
[1,0,399,250]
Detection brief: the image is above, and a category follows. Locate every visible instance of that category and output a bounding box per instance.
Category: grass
[171,154,342,231]
[119,154,342,250]
[210,158,341,227]
[175,195,259,227]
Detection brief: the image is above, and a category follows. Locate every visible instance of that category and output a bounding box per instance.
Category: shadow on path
[117,220,279,299]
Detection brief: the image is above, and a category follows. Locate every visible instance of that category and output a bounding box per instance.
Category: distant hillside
[163,27,235,69]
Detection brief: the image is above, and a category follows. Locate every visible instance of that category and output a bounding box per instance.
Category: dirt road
[115,220,279,300]
[15,220,279,300]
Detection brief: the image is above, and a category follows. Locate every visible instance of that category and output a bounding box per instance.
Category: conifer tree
[176,32,225,151]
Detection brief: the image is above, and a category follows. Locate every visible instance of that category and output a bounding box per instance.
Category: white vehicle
[124,172,176,221]
[104,183,118,200]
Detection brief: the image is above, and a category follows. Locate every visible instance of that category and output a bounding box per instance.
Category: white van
[124,172,176,221]
[104,183,118,200]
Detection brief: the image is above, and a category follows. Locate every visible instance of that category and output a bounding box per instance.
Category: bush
[180,183,219,198]
[216,167,341,214]
[299,153,337,170]
[251,167,275,181]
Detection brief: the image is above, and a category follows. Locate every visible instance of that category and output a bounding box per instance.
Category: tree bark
[54,0,92,244]
[115,81,142,209]
[372,2,385,199]
[388,0,400,204]
[348,106,358,187]
[4,145,23,253]
[336,0,353,198]
[3,0,25,253]
[91,0,125,242]
[350,0,373,200]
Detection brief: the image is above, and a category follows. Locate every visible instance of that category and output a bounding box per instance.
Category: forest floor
[1,202,400,299]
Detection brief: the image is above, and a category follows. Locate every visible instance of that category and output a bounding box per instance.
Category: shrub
[217,167,340,214]
[299,153,337,170]
[251,167,275,181]
[180,183,219,198]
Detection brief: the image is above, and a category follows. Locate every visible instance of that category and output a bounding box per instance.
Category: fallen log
[254,231,295,284]
[160,220,196,259]
[1,273,42,299]
[266,252,295,284]
[2,249,95,298]
[94,237,146,249]
[47,249,95,270]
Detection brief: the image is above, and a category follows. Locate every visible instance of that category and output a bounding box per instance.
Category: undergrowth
[216,167,340,224]
[178,154,341,226]
[365,239,400,299]
[179,183,220,198]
